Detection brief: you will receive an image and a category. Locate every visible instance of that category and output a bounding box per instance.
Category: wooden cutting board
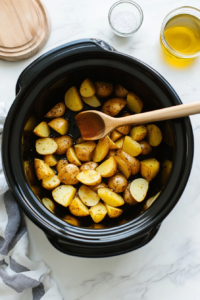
[0,0,50,61]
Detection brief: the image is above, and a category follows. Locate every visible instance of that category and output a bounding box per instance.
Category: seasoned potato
[34,158,55,180]
[89,202,107,223]
[48,118,69,135]
[116,150,140,175]
[114,156,132,179]
[66,147,82,166]
[116,112,131,135]
[88,182,107,192]
[45,102,66,118]
[36,138,58,155]
[143,191,161,211]
[110,130,123,142]
[77,170,101,186]
[147,124,162,147]
[130,178,149,202]
[105,149,116,159]
[53,135,73,155]
[92,137,109,162]
[76,136,87,144]
[106,135,119,150]
[95,81,114,98]
[80,78,96,97]
[139,140,152,155]
[31,185,42,199]
[96,157,117,177]
[42,175,60,190]
[101,98,127,116]
[33,121,50,137]
[43,154,57,167]
[127,92,143,113]
[69,197,90,216]
[90,224,106,229]
[42,198,56,214]
[52,185,77,207]
[65,86,84,111]
[105,204,123,218]
[56,159,68,172]
[58,164,80,185]
[108,173,128,193]
[140,158,160,182]
[78,185,100,206]
[74,141,96,162]
[24,116,38,132]
[115,137,125,149]
[98,188,124,207]
[163,121,174,147]
[62,215,80,226]
[130,126,147,141]
[24,161,36,185]
[82,95,101,107]
[80,162,98,172]
[123,183,138,205]
[122,136,142,157]
[161,159,172,186]
[114,84,129,98]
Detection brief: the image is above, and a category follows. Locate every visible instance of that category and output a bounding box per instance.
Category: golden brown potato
[42,198,56,214]
[56,159,68,172]
[95,81,114,98]
[80,162,98,172]
[110,130,123,142]
[114,84,129,98]
[115,137,125,149]
[52,185,77,207]
[78,185,100,206]
[130,126,147,141]
[96,157,117,177]
[139,140,152,155]
[88,182,107,192]
[62,215,80,226]
[53,135,73,155]
[108,173,128,193]
[75,136,87,144]
[24,116,38,132]
[140,158,160,182]
[161,159,172,186]
[77,170,101,186]
[48,118,69,135]
[66,147,82,166]
[36,138,58,155]
[58,164,80,185]
[65,86,84,111]
[105,204,123,218]
[80,78,96,97]
[34,158,55,180]
[98,188,124,207]
[130,178,149,202]
[43,154,57,167]
[146,124,162,147]
[105,149,116,159]
[82,95,101,107]
[31,185,42,199]
[143,191,161,211]
[74,141,96,162]
[92,137,109,162]
[123,183,138,205]
[114,156,132,179]
[122,136,142,157]
[33,121,50,137]
[42,175,61,190]
[23,161,36,185]
[90,224,106,229]
[69,197,90,216]
[116,149,140,175]
[45,102,66,118]
[89,202,107,223]
[101,98,127,116]
[163,121,174,147]
[127,92,143,113]
[116,112,131,135]
[106,135,119,150]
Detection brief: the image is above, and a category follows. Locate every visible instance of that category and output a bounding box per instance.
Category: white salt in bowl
[108,0,144,37]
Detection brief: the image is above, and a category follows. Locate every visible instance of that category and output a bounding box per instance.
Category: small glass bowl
[160,6,200,60]
[108,0,144,37]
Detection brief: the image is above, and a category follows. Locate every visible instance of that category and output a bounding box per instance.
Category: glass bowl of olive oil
[160,6,200,59]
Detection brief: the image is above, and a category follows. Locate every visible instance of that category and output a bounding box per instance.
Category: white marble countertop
[1,0,200,299]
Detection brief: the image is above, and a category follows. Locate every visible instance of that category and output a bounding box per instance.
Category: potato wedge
[42,175,60,190]
[116,150,140,175]
[139,140,152,155]
[147,124,162,147]
[110,130,123,142]
[89,202,107,223]
[24,116,38,132]
[52,185,77,207]
[140,158,160,182]
[62,215,80,226]
[36,138,58,155]
[122,136,142,157]
[108,173,128,193]
[130,126,147,141]
[95,81,114,98]
[123,183,138,205]
[48,118,69,135]
[58,164,80,185]
[78,185,100,206]
[34,158,55,180]
[96,157,117,177]
[42,198,56,214]
[127,92,143,113]
[56,159,68,172]
[114,84,129,98]
[66,147,82,166]
[130,178,149,202]
[116,112,131,135]
[23,161,36,185]
[105,204,123,218]
[76,136,87,144]
[77,170,101,186]
[92,137,109,162]
[98,188,124,207]
[45,102,66,118]
[31,185,42,199]
[82,95,101,107]
[74,141,96,162]
[80,78,96,97]
[101,98,127,116]
[43,154,57,167]
[53,135,73,155]
[88,182,107,192]
[143,191,161,211]
[80,162,98,172]
[115,137,124,149]
[106,135,119,150]
[69,197,90,217]
[65,86,84,111]
[33,121,50,137]
[163,121,174,147]
[161,159,172,186]
[114,156,132,179]
[105,149,116,159]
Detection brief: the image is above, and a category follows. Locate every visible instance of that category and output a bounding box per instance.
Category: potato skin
[140,158,160,182]
[45,102,66,118]
[80,162,98,172]
[58,164,80,185]
[74,141,96,162]
[62,215,80,226]
[147,124,162,147]
[101,98,127,116]
[88,182,107,192]
[75,136,86,144]
[114,84,129,98]
[34,158,55,180]
[139,140,152,155]
[116,112,131,135]
[56,159,68,173]
[123,183,138,205]
[95,81,114,98]
[53,135,73,155]
[108,174,128,193]
[116,149,140,175]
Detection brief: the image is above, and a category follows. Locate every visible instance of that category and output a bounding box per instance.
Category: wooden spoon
[75,101,200,140]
